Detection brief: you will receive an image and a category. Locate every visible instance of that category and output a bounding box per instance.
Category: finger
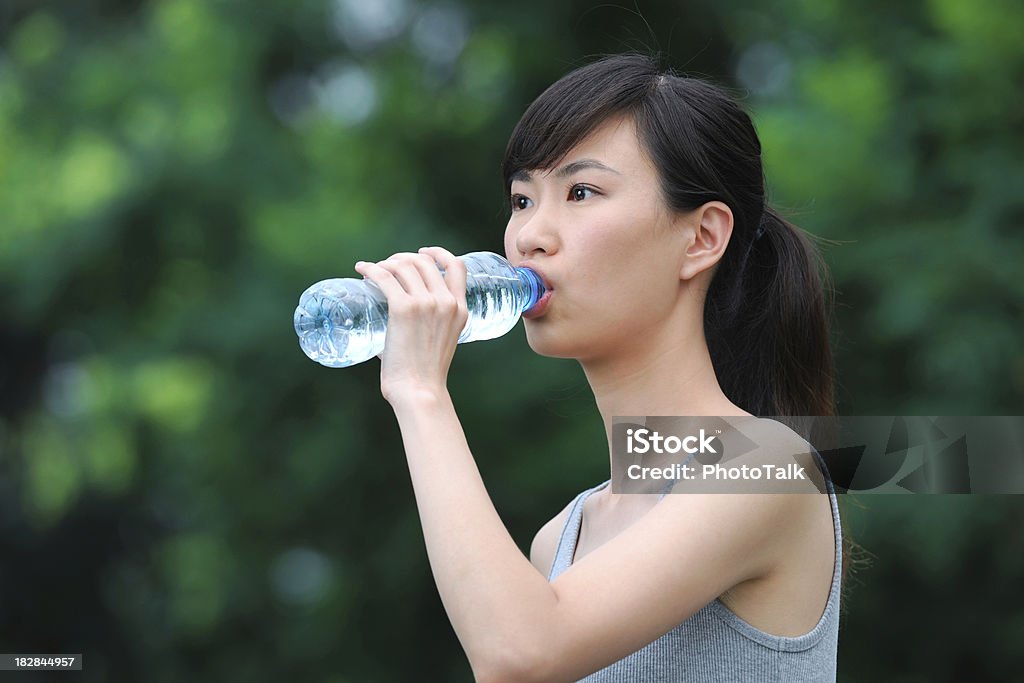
[404,252,451,295]
[418,246,467,303]
[376,255,430,297]
[354,261,409,302]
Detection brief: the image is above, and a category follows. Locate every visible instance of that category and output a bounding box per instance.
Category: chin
[523,323,600,360]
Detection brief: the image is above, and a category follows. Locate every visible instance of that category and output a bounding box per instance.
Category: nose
[509,204,559,262]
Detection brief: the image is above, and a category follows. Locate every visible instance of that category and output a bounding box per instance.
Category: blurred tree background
[1,0,1022,681]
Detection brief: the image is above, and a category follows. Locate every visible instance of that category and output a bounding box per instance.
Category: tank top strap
[547,480,611,581]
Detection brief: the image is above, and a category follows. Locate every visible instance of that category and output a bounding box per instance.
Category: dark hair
[503,53,859,598]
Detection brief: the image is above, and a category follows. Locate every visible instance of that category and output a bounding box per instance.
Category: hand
[353,247,469,405]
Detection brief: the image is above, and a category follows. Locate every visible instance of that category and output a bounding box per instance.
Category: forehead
[568,115,641,160]
[516,115,652,182]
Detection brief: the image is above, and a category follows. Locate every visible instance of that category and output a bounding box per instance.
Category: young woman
[353,53,846,682]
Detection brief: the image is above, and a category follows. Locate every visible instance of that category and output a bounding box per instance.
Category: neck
[579,312,748,509]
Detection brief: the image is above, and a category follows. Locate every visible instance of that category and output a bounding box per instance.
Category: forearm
[390,388,558,677]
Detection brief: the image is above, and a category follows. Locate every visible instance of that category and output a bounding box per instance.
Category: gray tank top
[547,454,842,682]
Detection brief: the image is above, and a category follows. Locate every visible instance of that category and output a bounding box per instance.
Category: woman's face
[504,115,695,362]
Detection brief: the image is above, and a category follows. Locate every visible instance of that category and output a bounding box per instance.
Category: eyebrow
[510,158,622,184]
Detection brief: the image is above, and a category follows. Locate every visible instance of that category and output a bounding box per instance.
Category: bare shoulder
[751,417,830,493]
[529,495,577,579]
[732,417,837,573]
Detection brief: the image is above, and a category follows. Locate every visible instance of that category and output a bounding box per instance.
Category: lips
[523,289,553,319]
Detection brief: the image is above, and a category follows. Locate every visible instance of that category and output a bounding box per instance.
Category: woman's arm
[389,389,559,682]
[354,247,555,680]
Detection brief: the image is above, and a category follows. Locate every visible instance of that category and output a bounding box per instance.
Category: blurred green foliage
[0,0,1021,681]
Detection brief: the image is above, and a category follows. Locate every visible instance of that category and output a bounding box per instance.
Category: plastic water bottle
[293,251,547,368]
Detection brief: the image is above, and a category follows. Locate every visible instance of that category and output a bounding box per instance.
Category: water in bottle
[293,251,547,368]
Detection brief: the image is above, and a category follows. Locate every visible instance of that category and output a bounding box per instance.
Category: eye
[510,194,532,212]
[569,184,597,202]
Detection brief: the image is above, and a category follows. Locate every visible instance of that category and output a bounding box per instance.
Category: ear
[679,201,733,281]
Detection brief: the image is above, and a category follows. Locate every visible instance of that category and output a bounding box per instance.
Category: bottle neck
[515,267,546,313]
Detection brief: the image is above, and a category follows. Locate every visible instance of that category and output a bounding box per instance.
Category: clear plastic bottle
[293,251,547,368]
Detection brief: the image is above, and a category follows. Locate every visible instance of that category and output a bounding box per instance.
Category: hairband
[754,212,770,241]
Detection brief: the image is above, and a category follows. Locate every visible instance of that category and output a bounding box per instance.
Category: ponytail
[704,205,837,418]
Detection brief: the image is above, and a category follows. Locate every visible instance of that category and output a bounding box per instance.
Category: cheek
[576,234,678,316]
[503,225,516,260]
[574,223,639,279]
